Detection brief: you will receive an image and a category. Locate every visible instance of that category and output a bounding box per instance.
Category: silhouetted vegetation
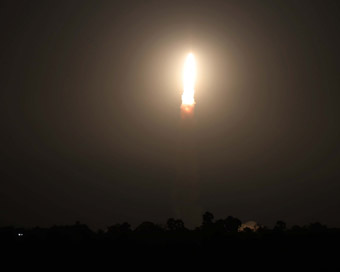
[1,212,339,267]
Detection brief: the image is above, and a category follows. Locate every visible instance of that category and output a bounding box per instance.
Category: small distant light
[18,233,23,237]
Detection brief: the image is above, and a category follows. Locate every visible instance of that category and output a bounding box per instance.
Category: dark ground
[2,213,340,270]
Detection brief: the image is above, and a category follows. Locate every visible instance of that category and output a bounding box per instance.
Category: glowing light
[182,53,196,105]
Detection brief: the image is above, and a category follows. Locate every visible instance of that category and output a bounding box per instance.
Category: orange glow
[181,104,194,118]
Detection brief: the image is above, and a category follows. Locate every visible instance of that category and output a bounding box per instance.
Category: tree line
[1,211,336,243]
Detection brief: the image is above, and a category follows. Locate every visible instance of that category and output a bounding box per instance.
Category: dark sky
[1,0,340,229]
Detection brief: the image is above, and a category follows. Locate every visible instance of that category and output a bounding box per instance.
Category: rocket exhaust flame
[182,53,196,106]
[181,53,196,118]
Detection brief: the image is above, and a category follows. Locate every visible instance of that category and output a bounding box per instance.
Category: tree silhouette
[166,218,186,231]
[107,222,131,234]
[214,219,226,233]
[291,225,304,232]
[274,220,287,232]
[202,211,214,228]
[134,222,164,233]
[242,227,253,233]
[224,216,242,232]
[308,222,327,233]
[1,210,339,265]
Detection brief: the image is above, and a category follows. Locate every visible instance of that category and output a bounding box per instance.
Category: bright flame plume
[182,53,196,105]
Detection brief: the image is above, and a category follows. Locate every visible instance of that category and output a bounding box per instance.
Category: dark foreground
[2,215,340,269]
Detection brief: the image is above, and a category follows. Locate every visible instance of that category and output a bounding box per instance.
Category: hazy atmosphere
[1,0,340,229]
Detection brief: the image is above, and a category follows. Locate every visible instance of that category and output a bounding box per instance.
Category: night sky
[1,0,340,229]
